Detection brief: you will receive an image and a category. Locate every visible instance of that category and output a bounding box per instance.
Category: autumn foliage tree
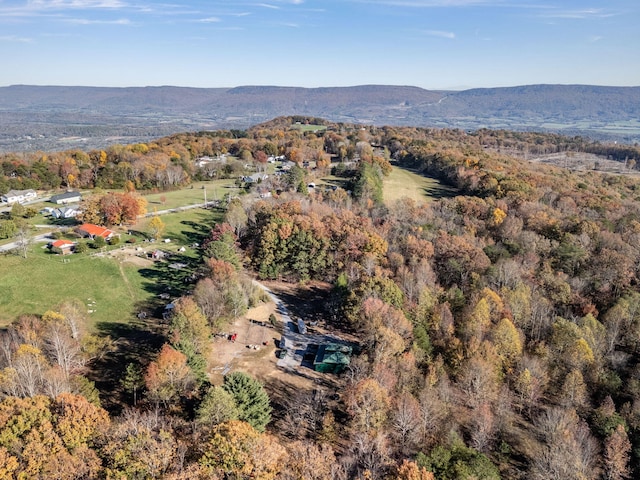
[199,420,285,480]
[169,296,211,384]
[0,394,107,479]
[144,344,194,408]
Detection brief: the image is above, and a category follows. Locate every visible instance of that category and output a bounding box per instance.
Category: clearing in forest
[383,165,457,204]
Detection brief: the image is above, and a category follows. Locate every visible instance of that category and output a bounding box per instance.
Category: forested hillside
[1,84,639,152]
[2,118,640,478]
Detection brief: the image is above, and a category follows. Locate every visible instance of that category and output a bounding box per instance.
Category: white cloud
[198,16,222,23]
[27,0,127,9]
[257,3,280,9]
[348,0,497,6]
[64,17,131,24]
[0,35,34,43]
[539,8,618,19]
[423,29,455,38]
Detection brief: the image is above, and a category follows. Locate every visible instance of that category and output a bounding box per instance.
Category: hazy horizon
[1,1,639,90]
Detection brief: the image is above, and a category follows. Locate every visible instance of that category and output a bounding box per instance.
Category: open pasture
[0,207,222,329]
[383,165,457,204]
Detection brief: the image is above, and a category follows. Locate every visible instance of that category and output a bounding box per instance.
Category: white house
[242,173,269,184]
[51,206,80,219]
[1,189,37,204]
[50,191,82,204]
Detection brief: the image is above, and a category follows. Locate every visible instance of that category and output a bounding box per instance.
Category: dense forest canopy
[0,117,639,195]
[2,117,640,479]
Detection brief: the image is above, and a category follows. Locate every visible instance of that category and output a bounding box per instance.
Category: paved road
[0,232,53,253]
[0,196,53,214]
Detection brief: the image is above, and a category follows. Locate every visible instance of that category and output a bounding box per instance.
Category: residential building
[1,189,37,204]
[50,191,82,204]
[75,223,115,240]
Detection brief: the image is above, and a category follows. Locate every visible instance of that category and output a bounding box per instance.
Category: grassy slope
[0,247,151,329]
[0,207,223,329]
[383,165,457,204]
[139,179,239,211]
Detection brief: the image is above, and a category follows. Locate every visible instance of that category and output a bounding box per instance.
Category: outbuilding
[50,239,75,255]
[313,343,352,374]
[50,191,82,204]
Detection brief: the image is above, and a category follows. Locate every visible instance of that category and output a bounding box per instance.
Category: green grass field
[0,207,223,329]
[137,179,238,211]
[132,207,223,248]
[383,165,457,204]
[291,124,327,133]
[0,246,152,328]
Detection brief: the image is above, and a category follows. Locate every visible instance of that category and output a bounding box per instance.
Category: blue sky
[0,0,638,89]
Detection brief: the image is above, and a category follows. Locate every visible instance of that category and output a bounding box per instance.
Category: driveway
[0,232,52,253]
[252,280,351,371]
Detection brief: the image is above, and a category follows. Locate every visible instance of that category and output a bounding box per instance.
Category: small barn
[51,206,80,219]
[50,239,75,255]
[313,343,352,374]
[50,191,82,204]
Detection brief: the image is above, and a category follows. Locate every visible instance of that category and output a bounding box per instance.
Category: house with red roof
[50,239,75,255]
[75,224,115,240]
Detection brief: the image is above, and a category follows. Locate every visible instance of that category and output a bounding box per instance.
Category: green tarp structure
[313,343,352,374]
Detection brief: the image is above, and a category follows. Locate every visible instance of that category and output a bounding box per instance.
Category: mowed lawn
[0,247,151,329]
[383,165,457,204]
[140,179,239,211]
[132,206,223,246]
[0,207,223,329]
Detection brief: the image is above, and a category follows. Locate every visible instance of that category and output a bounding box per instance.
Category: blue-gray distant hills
[0,84,638,152]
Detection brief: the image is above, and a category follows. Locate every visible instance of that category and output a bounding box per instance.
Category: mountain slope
[0,84,638,151]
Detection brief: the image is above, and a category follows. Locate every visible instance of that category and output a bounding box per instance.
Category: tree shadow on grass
[138,254,203,299]
[423,183,459,199]
[266,284,331,324]
[167,208,224,246]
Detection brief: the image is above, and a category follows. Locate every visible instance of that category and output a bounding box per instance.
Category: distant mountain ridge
[0,84,638,152]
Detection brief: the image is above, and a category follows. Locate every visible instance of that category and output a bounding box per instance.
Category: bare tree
[348,432,392,480]
[391,391,421,455]
[470,402,496,453]
[14,219,32,259]
[12,344,46,397]
[418,385,447,447]
[59,300,87,340]
[43,321,85,379]
[531,407,599,480]
[44,365,71,397]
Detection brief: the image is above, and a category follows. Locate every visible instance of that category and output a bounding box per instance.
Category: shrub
[92,236,106,249]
